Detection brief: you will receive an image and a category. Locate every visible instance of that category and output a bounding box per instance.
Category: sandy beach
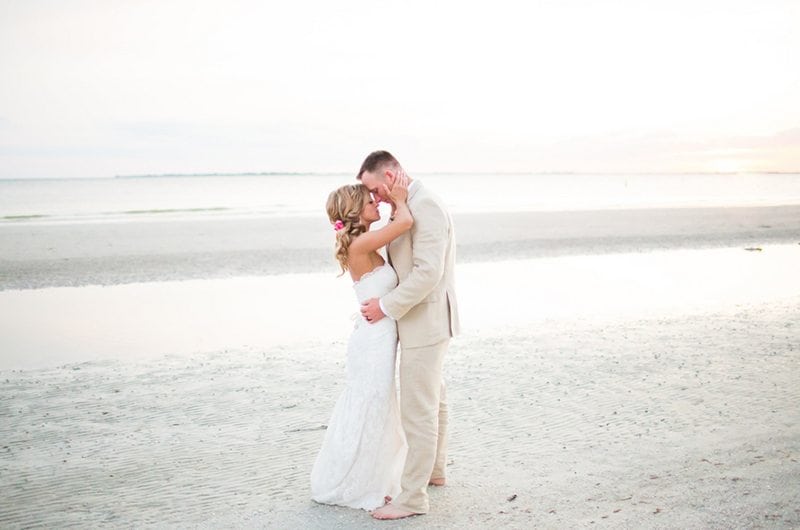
[3,0,800,524]
[1,299,798,528]
[1,203,799,528]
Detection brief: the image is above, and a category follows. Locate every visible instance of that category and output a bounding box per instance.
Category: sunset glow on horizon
[1,0,798,178]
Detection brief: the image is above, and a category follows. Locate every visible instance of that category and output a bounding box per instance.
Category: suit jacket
[382,181,460,348]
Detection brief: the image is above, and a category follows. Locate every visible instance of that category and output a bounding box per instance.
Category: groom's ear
[384,169,396,185]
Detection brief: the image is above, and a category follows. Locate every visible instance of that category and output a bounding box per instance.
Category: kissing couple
[310,150,460,520]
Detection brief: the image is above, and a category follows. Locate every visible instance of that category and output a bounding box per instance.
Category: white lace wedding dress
[310,263,407,511]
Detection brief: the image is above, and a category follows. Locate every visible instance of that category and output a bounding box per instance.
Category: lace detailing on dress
[310,262,407,511]
[352,263,395,302]
[352,262,389,286]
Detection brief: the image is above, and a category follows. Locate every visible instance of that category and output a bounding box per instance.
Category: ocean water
[2,244,798,369]
[1,172,799,225]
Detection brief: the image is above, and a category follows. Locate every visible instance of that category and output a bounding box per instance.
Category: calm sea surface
[1,173,800,225]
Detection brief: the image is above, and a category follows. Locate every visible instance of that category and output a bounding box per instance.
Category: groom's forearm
[381,201,448,320]
[378,299,394,320]
[382,253,445,319]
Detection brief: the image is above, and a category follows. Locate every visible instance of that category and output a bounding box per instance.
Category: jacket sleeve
[381,196,448,320]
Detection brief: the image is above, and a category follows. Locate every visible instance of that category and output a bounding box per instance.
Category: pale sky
[1,0,798,178]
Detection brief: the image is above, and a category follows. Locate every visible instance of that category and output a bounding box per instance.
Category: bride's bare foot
[372,504,419,520]
[429,478,446,486]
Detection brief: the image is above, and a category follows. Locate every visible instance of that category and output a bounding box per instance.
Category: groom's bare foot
[371,504,419,520]
[429,478,446,486]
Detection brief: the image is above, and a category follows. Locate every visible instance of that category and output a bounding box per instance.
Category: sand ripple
[1,303,799,528]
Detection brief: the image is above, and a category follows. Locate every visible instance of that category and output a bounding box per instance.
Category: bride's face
[359,193,380,225]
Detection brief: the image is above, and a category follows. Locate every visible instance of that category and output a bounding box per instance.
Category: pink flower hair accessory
[333,219,345,231]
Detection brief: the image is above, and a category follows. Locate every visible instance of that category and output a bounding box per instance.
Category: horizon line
[0,170,799,181]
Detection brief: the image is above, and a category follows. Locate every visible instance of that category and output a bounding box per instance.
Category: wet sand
[1,244,798,370]
[1,205,799,290]
[1,300,798,528]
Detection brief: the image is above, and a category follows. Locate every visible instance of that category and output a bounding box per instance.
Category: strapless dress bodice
[353,264,398,304]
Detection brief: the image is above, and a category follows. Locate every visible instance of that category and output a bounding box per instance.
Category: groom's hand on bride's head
[361,298,386,324]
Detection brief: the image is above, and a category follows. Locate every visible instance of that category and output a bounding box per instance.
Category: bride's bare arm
[349,204,411,255]
[349,176,413,255]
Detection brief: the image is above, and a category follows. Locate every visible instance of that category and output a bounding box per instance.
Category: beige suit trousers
[392,338,449,514]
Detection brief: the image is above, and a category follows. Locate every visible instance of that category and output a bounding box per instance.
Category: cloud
[518,129,800,173]
[1,1,799,177]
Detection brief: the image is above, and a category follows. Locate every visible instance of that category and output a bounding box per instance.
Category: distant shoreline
[116,171,800,179]
[0,170,798,181]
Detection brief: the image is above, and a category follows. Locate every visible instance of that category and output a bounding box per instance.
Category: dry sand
[1,298,798,528]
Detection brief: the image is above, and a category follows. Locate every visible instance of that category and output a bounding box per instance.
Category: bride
[310,172,412,511]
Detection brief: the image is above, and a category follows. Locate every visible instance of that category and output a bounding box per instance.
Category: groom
[358,150,460,520]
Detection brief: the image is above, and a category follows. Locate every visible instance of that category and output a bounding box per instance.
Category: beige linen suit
[381,181,459,514]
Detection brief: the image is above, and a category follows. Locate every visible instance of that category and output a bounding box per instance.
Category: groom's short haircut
[357,150,399,180]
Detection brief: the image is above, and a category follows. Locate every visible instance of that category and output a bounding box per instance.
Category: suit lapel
[388,180,420,268]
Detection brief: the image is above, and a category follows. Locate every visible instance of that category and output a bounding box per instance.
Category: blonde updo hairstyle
[326,184,370,274]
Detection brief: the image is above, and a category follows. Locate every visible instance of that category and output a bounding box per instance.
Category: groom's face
[360,167,395,203]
